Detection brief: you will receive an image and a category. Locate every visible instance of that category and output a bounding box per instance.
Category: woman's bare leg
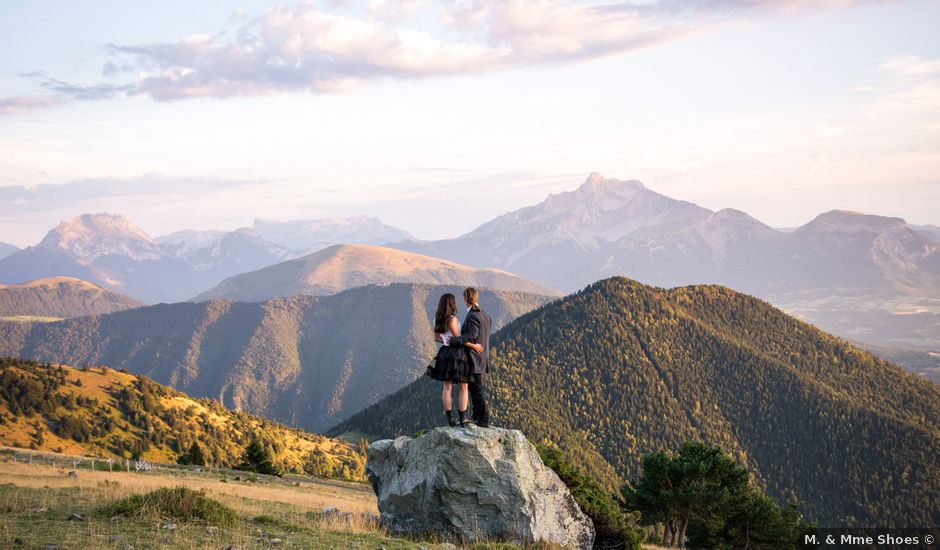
[442,382,453,411]
[458,383,469,412]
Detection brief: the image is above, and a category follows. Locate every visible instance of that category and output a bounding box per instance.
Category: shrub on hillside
[101,486,237,527]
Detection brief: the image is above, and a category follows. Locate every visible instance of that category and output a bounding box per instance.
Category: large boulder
[366,426,595,548]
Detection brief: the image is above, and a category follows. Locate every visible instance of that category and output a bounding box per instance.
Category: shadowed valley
[0,284,554,433]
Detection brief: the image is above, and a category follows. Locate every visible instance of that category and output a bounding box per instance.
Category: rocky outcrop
[366,426,594,548]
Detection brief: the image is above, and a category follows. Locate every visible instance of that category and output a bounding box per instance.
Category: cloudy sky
[1,0,938,246]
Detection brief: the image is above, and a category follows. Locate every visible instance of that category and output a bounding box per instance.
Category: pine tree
[625,441,806,549]
[236,439,281,477]
[188,442,206,466]
[178,442,207,466]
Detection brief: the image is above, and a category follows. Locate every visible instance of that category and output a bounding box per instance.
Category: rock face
[366,426,594,548]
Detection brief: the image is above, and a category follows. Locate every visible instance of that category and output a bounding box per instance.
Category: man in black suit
[447,287,493,427]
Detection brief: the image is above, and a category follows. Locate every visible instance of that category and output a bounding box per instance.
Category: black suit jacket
[448,307,492,374]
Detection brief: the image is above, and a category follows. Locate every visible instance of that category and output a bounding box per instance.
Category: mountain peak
[11,276,105,290]
[38,213,161,261]
[714,208,749,219]
[51,213,152,240]
[711,208,773,226]
[585,172,607,185]
[193,243,560,301]
[804,210,906,232]
[577,173,645,195]
[446,174,710,271]
[231,226,260,237]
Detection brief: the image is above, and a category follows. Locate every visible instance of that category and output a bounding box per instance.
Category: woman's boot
[445,409,457,427]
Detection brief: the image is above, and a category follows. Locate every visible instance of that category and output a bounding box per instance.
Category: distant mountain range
[154,215,415,257]
[194,243,560,302]
[155,227,295,273]
[0,284,553,432]
[913,224,940,242]
[393,173,940,350]
[0,213,418,303]
[1,175,936,350]
[0,242,18,261]
[332,277,940,528]
[0,357,364,478]
[251,216,415,254]
[0,277,143,319]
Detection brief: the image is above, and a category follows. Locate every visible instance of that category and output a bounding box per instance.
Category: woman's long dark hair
[434,293,457,333]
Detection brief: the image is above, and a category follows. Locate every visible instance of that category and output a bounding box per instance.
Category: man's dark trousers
[469,375,489,425]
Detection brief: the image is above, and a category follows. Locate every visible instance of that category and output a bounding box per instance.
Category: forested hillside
[0,357,364,480]
[0,284,553,432]
[0,277,143,319]
[332,277,940,527]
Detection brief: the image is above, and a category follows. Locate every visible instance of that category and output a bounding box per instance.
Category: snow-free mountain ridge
[193,243,560,302]
[392,173,940,350]
[0,242,20,261]
[0,276,143,318]
[0,213,419,303]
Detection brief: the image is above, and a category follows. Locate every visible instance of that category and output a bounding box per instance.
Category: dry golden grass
[67,365,136,401]
[0,461,378,518]
[0,458,403,548]
[162,395,230,428]
[0,315,62,322]
[0,457,566,549]
[0,276,102,290]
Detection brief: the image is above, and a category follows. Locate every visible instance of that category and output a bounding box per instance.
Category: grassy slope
[0,458,390,549]
[0,458,557,549]
[0,358,365,479]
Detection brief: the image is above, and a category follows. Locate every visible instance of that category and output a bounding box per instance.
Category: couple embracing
[428,287,492,428]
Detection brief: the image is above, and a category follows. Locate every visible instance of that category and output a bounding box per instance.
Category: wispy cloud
[21,71,138,101]
[866,55,940,128]
[879,55,940,77]
[0,96,66,115]
[6,0,879,109]
[0,173,266,210]
[0,72,137,117]
[104,10,501,99]
[867,83,940,126]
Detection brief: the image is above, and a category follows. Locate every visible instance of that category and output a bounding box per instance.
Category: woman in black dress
[430,293,483,427]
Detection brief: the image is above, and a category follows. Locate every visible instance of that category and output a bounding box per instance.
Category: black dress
[428,318,473,383]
